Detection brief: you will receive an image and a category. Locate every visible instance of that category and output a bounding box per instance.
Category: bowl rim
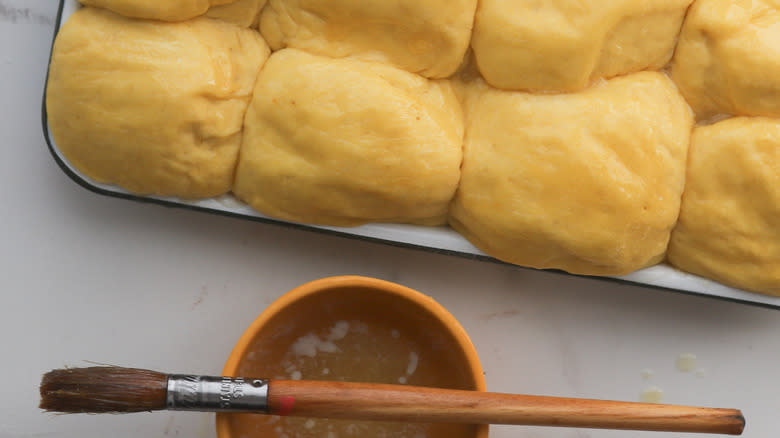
[216,275,488,438]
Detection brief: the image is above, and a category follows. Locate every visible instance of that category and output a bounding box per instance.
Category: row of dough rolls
[79,0,695,89]
[47,4,778,295]
[667,0,780,296]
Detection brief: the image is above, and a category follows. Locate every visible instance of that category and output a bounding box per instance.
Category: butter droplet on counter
[640,368,654,380]
[640,386,664,403]
[695,368,707,378]
[676,353,697,372]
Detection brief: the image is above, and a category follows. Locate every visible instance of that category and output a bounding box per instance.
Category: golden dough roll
[205,0,266,27]
[471,0,692,92]
[234,49,464,227]
[259,0,478,79]
[78,0,236,21]
[46,7,270,198]
[671,0,780,120]
[450,72,693,276]
[668,117,780,296]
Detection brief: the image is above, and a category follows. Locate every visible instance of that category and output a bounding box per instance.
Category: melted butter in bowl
[217,276,487,438]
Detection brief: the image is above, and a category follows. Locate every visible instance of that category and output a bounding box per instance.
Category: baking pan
[42,0,780,309]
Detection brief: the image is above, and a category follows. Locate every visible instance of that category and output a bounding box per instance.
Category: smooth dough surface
[79,0,236,21]
[671,0,780,120]
[234,49,464,227]
[668,118,780,296]
[471,0,692,92]
[450,72,693,276]
[47,7,270,198]
[259,0,477,78]
[205,0,267,27]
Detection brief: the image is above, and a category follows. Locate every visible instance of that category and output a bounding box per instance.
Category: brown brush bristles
[40,366,168,413]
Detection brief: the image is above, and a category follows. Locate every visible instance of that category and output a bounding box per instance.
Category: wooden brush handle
[267,380,744,435]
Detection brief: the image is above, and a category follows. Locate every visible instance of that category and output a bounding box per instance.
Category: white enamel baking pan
[43,0,780,309]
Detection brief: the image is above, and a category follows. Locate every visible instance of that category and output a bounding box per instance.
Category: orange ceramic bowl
[216,275,488,438]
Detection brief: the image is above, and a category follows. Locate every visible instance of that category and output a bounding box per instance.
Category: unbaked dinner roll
[259,0,478,78]
[671,0,780,120]
[471,0,692,92]
[79,0,236,21]
[450,72,693,276]
[234,49,464,227]
[668,118,780,296]
[205,0,266,27]
[46,7,270,198]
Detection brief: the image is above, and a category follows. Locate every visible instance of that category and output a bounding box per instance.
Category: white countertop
[1,2,778,437]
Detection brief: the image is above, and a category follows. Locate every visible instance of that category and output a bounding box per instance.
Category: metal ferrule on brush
[166,375,269,413]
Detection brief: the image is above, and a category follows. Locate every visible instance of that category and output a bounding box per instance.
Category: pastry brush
[40,366,744,435]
